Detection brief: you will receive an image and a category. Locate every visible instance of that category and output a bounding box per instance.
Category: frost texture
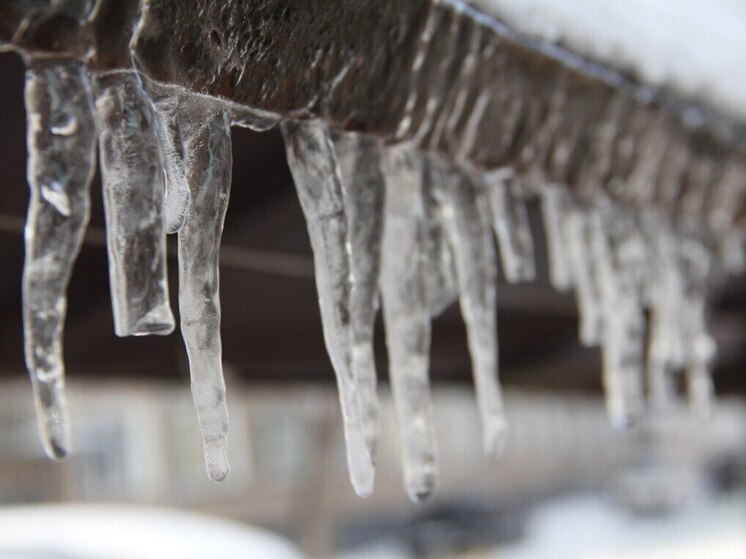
[22,58,97,459]
[380,145,438,503]
[281,119,375,497]
[93,71,174,337]
[178,100,233,482]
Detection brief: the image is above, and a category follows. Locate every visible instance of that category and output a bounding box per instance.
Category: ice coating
[281,119,374,497]
[483,168,536,283]
[434,160,508,457]
[150,85,190,234]
[92,70,174,337]
[380,145,438,503]
[177,101,233,482]
[332,131,384,463]
[22,58,97,459]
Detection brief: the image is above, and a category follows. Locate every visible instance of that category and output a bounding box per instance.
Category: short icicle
[177,100,233,481]
[281,119,374,497]
[380,144,439,503]
[483,168,536,283]
[540,185,573,291]
[564,207,603,347]
[22,58,97,459]
[435,160,508,457]
[333,131,385,464]
[92,70,174,337]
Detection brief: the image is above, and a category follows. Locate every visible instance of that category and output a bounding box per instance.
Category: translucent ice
[380,145,438,503]
[281,119,374,497]
[333,131,384,464]
[434,160,507,457]
[93,71,174,337]
[150,85,190,234]
[483,168,536,283]
[22,58,97,459]
[178,101,233,481]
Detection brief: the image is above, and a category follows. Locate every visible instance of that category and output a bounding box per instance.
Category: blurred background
[0,49,745,558]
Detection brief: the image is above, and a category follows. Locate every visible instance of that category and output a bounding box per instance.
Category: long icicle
[92,70,174,337]
[483,168,536,284]
[177,101,233,481]
[22,58,97,459]
[436,161,507,457]
[380,145,438,503]
[281,119,374,497]
[333,131,384,465]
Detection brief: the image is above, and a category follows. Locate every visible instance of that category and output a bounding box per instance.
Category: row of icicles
[20,56,736,503]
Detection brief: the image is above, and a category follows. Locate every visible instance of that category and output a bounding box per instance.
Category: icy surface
[434,160,507,457]
[22,58,97,459]
[177,100,233,482]
[333,131,385,464]
[380,145,439,503]
[281,119,374,497]
[93,71,174,337]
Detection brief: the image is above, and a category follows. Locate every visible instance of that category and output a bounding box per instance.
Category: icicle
[540,185,573,291]
[150,85,190,234]
[177,101,233,481]
[380,145,438,503]
[281,119,374,497]
[483,168,536,283]
[434,160,507,457]
[645,220,684,412]
[683,294,716,416]
[564,207,603,347]
[22,58,97,459]
[92,71,174,337]
[679,238,717,416]
[422,158,458,317]
[589,208,645,427]
[332,131,384,466]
